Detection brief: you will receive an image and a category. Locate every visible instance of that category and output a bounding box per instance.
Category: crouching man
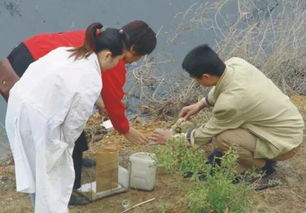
[150,44,304,176]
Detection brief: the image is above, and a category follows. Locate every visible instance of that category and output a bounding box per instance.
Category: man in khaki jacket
[150,44,304,174]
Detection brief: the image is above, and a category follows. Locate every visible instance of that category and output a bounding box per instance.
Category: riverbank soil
[0,96,305,213]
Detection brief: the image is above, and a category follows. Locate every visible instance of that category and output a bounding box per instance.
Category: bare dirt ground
[0,96,306,213]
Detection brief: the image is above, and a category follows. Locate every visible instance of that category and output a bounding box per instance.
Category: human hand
[98,106,108,117]
[148,128,173,145]
[179,99,206,119]
[95,96,108,116]
[123,127,148,145]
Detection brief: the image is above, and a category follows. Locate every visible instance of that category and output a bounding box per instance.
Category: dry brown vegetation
[128,0,306,119]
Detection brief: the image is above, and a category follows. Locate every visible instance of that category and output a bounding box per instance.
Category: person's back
[23,30,85,60]
[207,57,304,159]
[222,57,298,119]
[11,47,101,120]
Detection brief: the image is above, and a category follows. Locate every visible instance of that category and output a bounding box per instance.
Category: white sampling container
[129,152,157,191]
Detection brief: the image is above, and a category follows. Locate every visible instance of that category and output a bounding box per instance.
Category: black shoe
[232,160,277,185]
[82,158,96,168]
[261,160,277,178]
[68,193,90,206]
[206,149,223,166]
[183,149,224,181]
[183,171,208,181]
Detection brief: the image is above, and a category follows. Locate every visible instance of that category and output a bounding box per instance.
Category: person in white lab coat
[5,22,128,213]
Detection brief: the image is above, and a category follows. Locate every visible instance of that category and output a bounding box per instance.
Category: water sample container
[129,152,157,191]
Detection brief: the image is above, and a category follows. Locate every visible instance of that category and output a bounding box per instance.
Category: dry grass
[127,0,306,119]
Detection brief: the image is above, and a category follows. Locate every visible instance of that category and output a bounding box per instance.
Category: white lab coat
[5,47,102,213]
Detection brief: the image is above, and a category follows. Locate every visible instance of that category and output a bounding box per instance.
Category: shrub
[153,136,206,175]
[153,138,253,213]
[187,150,252,213]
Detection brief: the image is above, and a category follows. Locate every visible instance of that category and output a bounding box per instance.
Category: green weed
[153,138,253,213]
[153,136,206,176]
[187,149,252,213]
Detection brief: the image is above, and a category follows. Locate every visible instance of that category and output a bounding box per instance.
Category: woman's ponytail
[70,22,103,60]
[93,28,127,57]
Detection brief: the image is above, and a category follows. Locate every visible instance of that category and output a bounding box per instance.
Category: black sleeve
[7,42,35,77]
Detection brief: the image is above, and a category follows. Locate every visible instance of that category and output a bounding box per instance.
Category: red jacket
[23,30,129,133]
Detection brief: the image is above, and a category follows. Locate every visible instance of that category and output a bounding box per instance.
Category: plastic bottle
[129,152,156,191]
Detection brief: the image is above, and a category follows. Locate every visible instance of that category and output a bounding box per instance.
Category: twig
[120,198,156,213]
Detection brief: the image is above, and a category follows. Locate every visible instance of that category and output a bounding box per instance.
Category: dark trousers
[72,131,88,189]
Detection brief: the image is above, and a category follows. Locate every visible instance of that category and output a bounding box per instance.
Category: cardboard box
[95,145,118,192]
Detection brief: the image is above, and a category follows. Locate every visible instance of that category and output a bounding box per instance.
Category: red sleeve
[101,60,129,133]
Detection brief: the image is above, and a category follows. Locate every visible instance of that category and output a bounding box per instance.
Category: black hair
[182,44,225,78]
[121,20,157,55]
[70,22,128,60]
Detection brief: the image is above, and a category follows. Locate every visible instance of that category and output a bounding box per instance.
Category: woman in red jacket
[0,20,157,205]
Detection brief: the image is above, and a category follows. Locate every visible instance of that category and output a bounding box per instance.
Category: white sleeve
[61,89,99,145]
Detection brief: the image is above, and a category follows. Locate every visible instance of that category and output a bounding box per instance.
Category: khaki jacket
[191,57,304,159]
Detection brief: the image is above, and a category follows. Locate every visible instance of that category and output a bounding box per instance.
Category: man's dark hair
[182,44,225,78]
